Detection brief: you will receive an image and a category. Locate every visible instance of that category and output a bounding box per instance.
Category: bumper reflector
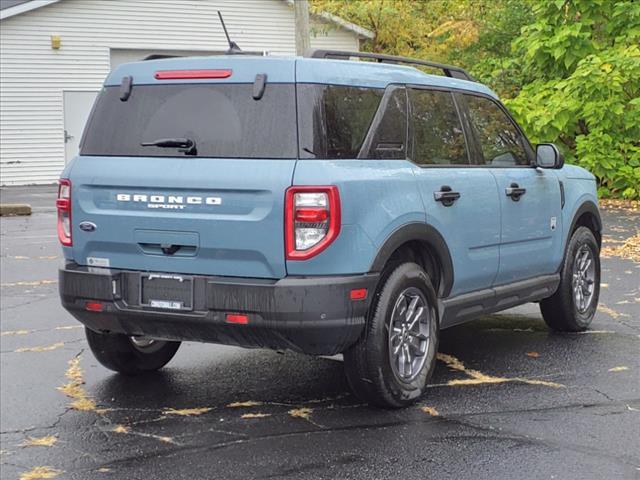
[226,313,249,325]
[85,301,104,312]
[350,288,367,301]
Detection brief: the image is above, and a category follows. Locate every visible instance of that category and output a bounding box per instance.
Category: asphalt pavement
[1,187,638,480]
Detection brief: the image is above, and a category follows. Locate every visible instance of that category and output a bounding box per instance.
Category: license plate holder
[140,273,193,311]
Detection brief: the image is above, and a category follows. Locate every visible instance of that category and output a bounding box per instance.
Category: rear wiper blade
[141,137,197,155]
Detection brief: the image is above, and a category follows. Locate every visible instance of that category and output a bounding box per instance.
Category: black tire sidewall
[85,328,180,375]
[564,227,600,327]
[366,263,439,406]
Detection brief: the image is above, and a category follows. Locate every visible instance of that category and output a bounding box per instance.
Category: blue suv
[58,50,602,408]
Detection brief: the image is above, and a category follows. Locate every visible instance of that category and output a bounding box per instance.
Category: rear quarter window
[81,83,297,159]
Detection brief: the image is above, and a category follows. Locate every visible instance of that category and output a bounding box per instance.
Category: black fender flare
[567,201,602,245]
[369,223,454,298]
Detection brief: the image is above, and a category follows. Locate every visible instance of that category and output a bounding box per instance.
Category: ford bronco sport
[58,50,602,408]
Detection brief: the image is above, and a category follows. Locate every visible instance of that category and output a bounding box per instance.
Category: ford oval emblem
[79,221,97,232]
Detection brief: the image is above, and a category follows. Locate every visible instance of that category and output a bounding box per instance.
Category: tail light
[56,179,72,246]
[285,186,340,260]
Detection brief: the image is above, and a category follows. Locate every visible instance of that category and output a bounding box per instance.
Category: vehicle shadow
[90,311,563,415]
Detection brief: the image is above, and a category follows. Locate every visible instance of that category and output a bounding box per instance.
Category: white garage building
[0,0,372,185]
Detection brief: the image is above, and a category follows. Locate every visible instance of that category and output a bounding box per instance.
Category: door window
[409,89,469,166]
[464,95,530,166]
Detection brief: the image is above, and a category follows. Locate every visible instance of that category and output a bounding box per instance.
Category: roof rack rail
[308,49,474,82]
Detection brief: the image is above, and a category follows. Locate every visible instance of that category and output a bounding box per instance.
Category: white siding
[0,0,364,185]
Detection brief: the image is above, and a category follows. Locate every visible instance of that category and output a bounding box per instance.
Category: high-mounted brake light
[154,69,232,80]
[57,179,72,246]
[285,186,340,260]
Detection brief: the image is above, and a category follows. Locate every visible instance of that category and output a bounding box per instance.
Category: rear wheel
[85,328,180,375]
[344,262,439,408]
[540,226,600,332]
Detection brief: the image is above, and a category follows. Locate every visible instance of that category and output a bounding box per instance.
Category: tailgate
[69,156,295,279]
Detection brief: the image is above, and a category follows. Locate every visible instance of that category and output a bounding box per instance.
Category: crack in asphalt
[67,398,640,476]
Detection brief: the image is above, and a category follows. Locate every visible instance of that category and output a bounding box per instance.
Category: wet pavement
[1,189,638,480]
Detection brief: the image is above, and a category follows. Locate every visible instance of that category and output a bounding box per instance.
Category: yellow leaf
[608,366,629,372]
[112,425,130,434]
[288,408,313,420]
[163,407,212,416]
[601,63,613,73]
[0,329,31,336]
[15,342,64,353]
[227,400,263,408]
[19,466,63,480]
[420,406,439,416]
[241,413,271,419]
[20,436,57,448]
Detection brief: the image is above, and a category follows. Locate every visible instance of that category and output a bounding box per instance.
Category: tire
[85,328,180,375]
[344,262,439,408]
[540,226,600,332]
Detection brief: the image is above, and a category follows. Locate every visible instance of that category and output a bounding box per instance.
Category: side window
[409,89,469,166]
[297,84,383,159]
[359,85,407,159]
[464,95,530,166]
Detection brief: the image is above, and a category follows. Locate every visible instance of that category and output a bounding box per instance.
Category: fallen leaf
[112,425,130,434]
[54,325,83,331]
[241,413,272,419]
[601,283,609,288]
[436,352,564,389]
[16,342,64,353]
[526,351,540,358]
[420,406,439,416]
[20,436,57,448]
[57,355,97,412]
[288,408,313,420]
[608,366,629,372]
[227,400,263,408]
[598,304,631,319]
[97,467,112,473]
[1,329,32,336]
[19,466,63,480]
[163,407,212,416]
[70,398,97,412]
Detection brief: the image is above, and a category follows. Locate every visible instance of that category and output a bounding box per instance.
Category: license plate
[149,300,184,310]
[140,274,193,310]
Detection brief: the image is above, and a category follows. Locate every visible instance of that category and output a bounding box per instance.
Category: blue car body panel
[68,156,296,278]
[63,54,600,305]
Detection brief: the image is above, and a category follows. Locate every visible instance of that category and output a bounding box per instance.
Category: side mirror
[536,143,564,169]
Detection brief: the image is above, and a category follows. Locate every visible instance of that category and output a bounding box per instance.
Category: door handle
[64,130,74,143]
[505,182,526,201]
[434,185,461,207]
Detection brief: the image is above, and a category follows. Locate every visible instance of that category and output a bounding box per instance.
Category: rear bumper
[59,263,378,355]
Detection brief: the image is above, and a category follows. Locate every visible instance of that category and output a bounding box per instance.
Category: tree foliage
[506,1,640,199]
[311,0,640,198]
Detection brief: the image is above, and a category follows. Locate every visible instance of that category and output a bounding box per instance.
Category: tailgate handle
[161,244,181,255]
[138,242,197,257]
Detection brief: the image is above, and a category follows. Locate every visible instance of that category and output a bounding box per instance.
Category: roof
[0,0,375,39]
[104,55,497,99]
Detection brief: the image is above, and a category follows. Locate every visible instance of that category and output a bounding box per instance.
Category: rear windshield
[81,83,297,159]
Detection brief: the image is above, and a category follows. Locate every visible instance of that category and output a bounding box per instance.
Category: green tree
[506,0,640,198]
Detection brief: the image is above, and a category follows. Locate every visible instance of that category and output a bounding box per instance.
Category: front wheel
[344,262,439,408]
[85,328,180,375]
[540,226,600,332]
